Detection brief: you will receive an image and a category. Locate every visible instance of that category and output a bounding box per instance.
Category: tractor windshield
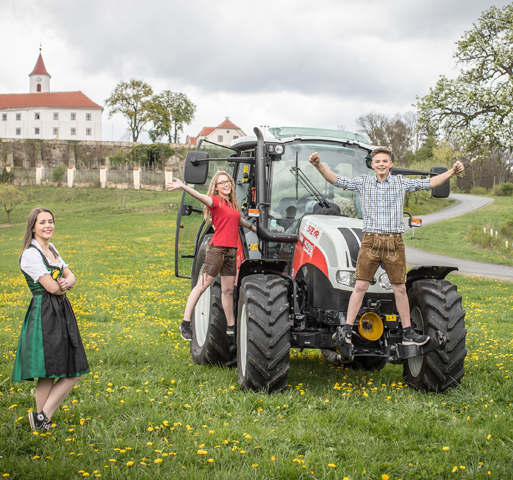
[268,141,372,233]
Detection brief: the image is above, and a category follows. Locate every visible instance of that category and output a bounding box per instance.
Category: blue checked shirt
[334,174,431,233]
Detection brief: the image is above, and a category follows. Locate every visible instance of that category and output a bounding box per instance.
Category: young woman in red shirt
[167,172,256,341]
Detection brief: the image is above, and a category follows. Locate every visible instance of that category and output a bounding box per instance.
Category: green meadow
[0,188,512,479]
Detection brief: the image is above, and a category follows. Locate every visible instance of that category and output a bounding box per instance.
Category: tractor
[174,126,466,393]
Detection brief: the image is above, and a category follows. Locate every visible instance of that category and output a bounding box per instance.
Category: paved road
[405,194,513,280]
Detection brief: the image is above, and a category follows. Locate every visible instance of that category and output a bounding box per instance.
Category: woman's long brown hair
[203,171,241,221]
[21,207,58,257]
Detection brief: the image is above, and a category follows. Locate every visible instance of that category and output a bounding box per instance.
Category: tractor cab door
[174,140,238,279]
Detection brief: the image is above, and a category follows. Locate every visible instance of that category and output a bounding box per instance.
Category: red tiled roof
[198,127,215,137]
[217,118,239,129]
[0,92,103,110]
[30,54,51,77]
[189,137,197,145]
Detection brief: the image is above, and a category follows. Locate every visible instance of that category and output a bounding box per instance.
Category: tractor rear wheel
[403,279,466,392]
[190,236,237,367]
[237,274,290,392]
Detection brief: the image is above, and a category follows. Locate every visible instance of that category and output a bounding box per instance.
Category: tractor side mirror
[184,151,209,185]
[430,166,450,198]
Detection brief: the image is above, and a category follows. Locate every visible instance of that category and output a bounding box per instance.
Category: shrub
[470,186,488,195]
[52,164,67,182]
[500,182,513,196]
[490,185,506,196]
[0,167,14,184]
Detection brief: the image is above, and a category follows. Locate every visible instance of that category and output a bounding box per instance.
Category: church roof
[30,53,51,77]
[0,92,103,110]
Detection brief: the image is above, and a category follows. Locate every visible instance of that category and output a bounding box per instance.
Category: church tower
[29,49,51,93]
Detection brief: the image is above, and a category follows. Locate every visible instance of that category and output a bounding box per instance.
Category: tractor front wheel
[237,274,290,392]
[403,279,466,392]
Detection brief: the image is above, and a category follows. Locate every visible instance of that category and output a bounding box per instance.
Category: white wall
[205,127,245,146]
[0,107,103,141]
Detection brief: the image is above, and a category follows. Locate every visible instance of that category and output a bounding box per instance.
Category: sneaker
[226,325,235,336]
[403,330,430,346]
[332,325,352,344]
[180,320,193,341]
[28,411,50,432]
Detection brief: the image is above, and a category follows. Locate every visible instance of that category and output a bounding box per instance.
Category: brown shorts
[202,245,237,277]
[355,233,407,284]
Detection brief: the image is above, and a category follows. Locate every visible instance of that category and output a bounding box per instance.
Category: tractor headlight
[336,270,356,287]
[266,144,284,155]
[379,273,392,290]
[275,144,284,155]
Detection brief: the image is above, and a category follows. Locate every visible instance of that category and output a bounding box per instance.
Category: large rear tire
[237,274,290,392]
[403,279,466,392]
[190,236,237,367]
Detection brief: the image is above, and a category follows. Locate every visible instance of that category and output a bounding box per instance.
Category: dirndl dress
[11,245,89,382]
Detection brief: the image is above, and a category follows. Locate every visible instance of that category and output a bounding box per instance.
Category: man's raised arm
[309,152,338,185]
[429,160,464,189]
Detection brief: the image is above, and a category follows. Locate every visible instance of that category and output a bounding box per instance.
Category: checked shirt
[334,174,431,233]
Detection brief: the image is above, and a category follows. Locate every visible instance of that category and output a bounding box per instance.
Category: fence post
[67,165,75,188]
[100,165,107,188]
[133,167,141,190]
[36,164,44,186]
[165,167,173,187]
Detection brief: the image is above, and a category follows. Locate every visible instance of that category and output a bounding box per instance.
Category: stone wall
[0,138,135,169]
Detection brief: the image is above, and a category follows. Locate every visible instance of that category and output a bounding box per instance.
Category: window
[86,128,92,136]
[35,128,40,135]
[1,114,6,121]
[70,128,76,135]
[37,84,42,92]
[233,136,239,140]
[16,113,21,121]
[70,113,76,121]
[218,135,224,142]
[53,128,59,135]
[35,113,40,120]
[53,113,59,120]
[86,113,91,121]
[16,128,21,135]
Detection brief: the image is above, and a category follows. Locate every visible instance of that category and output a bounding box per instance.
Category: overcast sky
[1,0,510,143]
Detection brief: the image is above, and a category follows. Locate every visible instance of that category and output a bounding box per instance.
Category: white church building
[0,52,103,141]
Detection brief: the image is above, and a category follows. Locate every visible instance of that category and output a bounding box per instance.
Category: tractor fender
[406,266,458,291]
[237,259,290,290]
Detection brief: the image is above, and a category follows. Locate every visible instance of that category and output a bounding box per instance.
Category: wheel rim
[408,306,425,377]
[194,285,211,347]
[240,303,248,376]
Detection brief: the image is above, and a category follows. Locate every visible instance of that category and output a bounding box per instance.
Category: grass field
[0,187,512,479]
[403,196,513,267]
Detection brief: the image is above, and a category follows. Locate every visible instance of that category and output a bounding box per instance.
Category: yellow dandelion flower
[126,461,134,467]
[452,466,458,473]
[382,475,390,480]
[328,464,336,468]
[443,447,450,451]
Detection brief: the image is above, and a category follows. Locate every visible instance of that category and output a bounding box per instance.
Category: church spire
[29,47,51,93]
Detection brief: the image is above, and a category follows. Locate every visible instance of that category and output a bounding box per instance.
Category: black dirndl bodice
[12,246,89,382]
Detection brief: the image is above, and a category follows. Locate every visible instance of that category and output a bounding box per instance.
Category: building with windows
[186,117,245,147]
[0,51,103,141]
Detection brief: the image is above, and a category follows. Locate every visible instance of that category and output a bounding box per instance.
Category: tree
[355,111,420,165]
[0,184,26,223]
[417,4,513,156]
[148,91,196,143]
[105,79,154,142]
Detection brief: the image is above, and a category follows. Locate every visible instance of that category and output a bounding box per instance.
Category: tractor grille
[319,233,338,267]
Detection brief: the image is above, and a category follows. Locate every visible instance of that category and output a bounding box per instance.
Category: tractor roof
[231,126,373,151]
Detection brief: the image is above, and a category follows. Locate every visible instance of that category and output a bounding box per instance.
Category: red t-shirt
[209,196,241,248]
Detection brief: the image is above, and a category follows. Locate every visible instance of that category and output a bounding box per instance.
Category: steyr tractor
[175,126,466,393]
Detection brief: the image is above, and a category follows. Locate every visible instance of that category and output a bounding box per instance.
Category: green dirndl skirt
[12,291,89,382]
